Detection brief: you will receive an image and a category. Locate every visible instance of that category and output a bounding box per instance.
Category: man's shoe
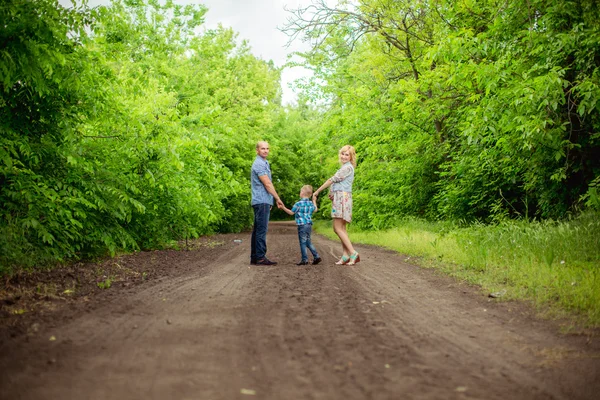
[296,260,309,266]
[312,257,322,265]
[255,258,277,266]
[250,259,257,265]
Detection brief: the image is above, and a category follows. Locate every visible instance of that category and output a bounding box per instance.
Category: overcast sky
[62,0,314,104]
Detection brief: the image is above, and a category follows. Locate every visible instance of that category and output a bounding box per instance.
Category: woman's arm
[313,179,332,198]
[330,164,353,183]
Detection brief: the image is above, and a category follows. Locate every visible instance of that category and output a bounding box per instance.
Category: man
[250,141,284,265]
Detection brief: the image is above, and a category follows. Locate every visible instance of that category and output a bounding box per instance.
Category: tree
[1,0,97,269]
[284,0,600,224]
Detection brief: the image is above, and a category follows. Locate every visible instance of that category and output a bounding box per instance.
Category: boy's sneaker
[312,257,322,265]
[296,260,309,266]
[256,258,277,266]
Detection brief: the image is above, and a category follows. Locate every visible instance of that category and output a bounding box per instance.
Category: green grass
[314,211,600,327]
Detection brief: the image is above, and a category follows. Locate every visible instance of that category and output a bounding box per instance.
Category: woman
[313,145,360,265]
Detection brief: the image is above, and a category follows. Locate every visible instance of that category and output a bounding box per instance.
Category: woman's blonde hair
[339,145,357,167]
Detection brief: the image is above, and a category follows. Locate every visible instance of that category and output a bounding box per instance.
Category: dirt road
[1,221,599,400]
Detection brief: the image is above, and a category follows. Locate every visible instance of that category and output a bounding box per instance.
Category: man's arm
[258,174,284,208]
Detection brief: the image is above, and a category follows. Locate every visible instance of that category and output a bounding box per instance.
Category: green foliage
[1,0,97,271]
[291,0,600,230]
[429,0,600,220]
[77,0,284,245]
[286,0,600,226]
[0,0,319,274]
[97,277,112,289]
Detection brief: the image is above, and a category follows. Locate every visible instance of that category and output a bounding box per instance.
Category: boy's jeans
[251,203,271,261]
[298,223,319,262]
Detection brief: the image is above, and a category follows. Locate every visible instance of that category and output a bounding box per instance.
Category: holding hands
[315,191,333,201]
[313,178,335,202]
[313,189,333,202]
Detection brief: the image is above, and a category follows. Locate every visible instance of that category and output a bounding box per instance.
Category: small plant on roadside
[97,277,112,289]
[35,283,58,297]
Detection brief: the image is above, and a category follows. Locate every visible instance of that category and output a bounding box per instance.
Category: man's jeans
[298,224,319,262]
[251,203,271,261]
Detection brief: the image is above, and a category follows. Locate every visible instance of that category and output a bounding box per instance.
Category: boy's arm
[281,206,295,216]
[312,198,318,213]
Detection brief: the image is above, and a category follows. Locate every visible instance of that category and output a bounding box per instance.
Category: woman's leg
[333,218,355,256]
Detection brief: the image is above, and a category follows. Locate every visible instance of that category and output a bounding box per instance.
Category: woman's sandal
[347,252,360,265]
[335,254,350,265]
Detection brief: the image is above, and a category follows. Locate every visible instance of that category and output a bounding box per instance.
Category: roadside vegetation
[315,211,600,326]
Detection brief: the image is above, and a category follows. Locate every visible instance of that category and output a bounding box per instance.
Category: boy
[280,185,322,265]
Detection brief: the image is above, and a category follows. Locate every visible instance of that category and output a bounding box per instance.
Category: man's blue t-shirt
[251,156,273,206]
